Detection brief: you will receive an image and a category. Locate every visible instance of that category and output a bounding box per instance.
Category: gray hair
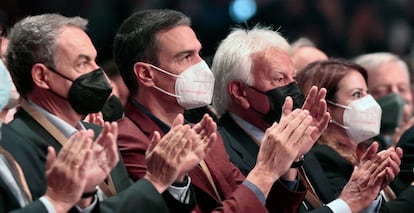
[6,13,87,97]
[353,52,410,78]
[211,26,290,116]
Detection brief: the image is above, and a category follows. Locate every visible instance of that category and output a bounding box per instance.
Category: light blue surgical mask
[0,59,11,112]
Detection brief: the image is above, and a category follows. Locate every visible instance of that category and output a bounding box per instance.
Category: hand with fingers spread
[144,119,194,193]
[370,146,403,189]
[144,114,216,192]
[246,108,314,197]
[339,142,395,213]
[280,87,330,159]
[84,122,120,192]
[44,130,94,213]
[174,114,216,181]
[84,112,105,126]
[300,86,330,154]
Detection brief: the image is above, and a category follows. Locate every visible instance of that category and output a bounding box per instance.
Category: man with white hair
[212,26,393,213]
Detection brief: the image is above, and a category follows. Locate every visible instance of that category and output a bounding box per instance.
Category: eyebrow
[173,49,196,59]
[76,54,93,62]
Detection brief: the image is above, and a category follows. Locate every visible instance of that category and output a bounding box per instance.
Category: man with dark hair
[2,13,211,212]
[114,9,328,212]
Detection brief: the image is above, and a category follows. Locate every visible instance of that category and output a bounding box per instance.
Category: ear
[133,62,154,87]
[228,80,250,109]
[32,63,51,89]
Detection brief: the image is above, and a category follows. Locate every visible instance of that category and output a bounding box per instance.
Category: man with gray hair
[114,9,327,213]
[212,26,392,213]
[354,52,413,146]
[2,13,210,212]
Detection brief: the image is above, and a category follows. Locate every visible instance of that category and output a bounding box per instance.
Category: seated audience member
[211,26,396,213]
[396,123,414,189]
[1,127,115,213]
[2,13,212,212]
[296,59,414,212]
[114,9,327,213]
[290,37,328,72]
[0,24,19,123]
[354,52,413,146]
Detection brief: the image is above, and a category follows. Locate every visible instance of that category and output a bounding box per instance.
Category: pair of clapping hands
[44,114,217,211]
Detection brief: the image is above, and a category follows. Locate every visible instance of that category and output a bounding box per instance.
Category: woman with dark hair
[296,58,414,212]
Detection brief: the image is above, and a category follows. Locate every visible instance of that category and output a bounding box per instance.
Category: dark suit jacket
[0,157,47,213]
[218,112,337,213]
[397,125,414,187]
[117,102,306,213]
[1,108,185,213]
[312,143,414,213]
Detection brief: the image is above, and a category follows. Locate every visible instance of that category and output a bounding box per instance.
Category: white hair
[211,26,290,116]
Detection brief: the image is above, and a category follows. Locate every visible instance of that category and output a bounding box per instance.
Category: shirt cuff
[75,195,98,213]
[361,194,382,213]
[39,196,56,213]
[243,180,266,205]
[167,175,191,204]
[279,177,299,190]
[326,199,352,213]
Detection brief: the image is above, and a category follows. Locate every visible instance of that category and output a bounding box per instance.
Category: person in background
[290,37,328,72]
[2,13,213,212]
[0,22,19,123]
[354,52,414,147]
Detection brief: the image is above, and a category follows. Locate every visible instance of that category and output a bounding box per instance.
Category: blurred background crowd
[1,0,413,70]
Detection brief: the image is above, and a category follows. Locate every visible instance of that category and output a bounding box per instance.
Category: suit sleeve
[397,126,414,187]
[7,201,48,213]
[98,178,169,213]
[380,186,414,213]
[209,136,306,213]
[307,206,334,213]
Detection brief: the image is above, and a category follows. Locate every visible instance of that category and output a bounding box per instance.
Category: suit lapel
[218,113,259,169]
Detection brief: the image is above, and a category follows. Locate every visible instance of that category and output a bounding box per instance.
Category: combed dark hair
[113,9,191,97]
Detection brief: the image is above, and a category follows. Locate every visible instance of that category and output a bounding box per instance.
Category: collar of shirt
[27,99,84,138]
[229,112,264,143]
[130,99,179,134]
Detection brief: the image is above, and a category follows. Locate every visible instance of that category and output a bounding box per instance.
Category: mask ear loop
[149,64,181,98]
[326,100,351,130]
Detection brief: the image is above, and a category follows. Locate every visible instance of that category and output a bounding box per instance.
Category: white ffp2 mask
[328,95,382,143]
[151,60,215,109]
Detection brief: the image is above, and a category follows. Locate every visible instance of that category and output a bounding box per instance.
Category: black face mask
[101,95,124,122]
[48,67,113,115]
[249,82,305,124]
[376,93,405,134]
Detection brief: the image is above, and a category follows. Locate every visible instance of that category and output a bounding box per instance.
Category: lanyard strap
[20,99,117,197]
[199,160,221,202]
[298,166,323,209]
[0,147,33,203]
